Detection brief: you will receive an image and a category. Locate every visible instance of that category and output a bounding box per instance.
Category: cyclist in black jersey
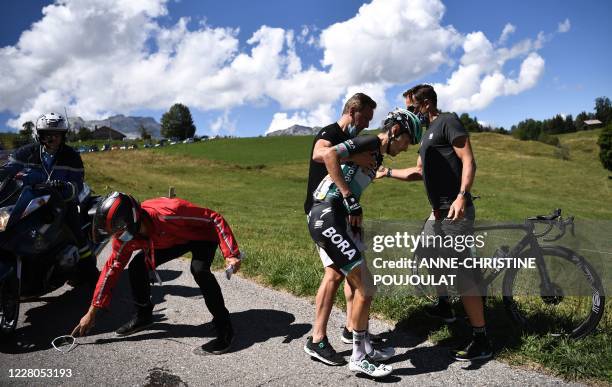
[307,109,422,378]
[303,93,379,367]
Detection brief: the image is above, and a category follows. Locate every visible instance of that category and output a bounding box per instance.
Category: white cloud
[433,29,546,112]
[210,109,237,134]
[320,0,461,86]
[558,18,571,33]
[498,23,516,44]
[0,0,558,134]
[265,104,334,134]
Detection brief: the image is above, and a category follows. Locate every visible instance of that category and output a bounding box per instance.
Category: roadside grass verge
[82,130,611,382]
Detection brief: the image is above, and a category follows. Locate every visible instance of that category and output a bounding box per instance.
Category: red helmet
[92,192,141,242]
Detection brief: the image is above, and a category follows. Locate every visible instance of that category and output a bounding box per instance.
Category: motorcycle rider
[0,112,98,286]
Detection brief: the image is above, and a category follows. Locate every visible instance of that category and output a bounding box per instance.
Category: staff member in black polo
[377,84,491,361]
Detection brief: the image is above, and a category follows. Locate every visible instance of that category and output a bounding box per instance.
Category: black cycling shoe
[304,336,346,366]
[199,323,234,355]
[115,304,154,336]
[451,339,493,361]
[424,300,456,323]
[340,326,385,345]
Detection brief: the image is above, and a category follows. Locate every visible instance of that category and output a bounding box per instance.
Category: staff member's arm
[312,138,375,169]
[377,155,423,181]
[448,136,476,221]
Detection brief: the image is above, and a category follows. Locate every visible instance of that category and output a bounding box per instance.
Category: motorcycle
[0,177,102,336]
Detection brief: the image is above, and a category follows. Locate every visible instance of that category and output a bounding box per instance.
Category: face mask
[417,112,429,127]
[347,124,358,137]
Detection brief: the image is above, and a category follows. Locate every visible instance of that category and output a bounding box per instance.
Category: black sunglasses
[39,132,64,139]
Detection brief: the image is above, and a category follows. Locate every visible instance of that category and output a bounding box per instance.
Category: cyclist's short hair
[342,93,377,114]
[403,84,437,106]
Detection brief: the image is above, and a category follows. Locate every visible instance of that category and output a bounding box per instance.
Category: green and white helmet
[382,108,423,145]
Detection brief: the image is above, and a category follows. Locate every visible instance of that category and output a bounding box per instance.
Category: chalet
[583,119,603,130]
[91,126,126,140]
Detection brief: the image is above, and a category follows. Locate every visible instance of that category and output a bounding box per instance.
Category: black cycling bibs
[308,134,382,275]
[308,200,364,275]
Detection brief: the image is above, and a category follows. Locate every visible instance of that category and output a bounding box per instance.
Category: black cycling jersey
[304,123,350,214]
[312,135,382,206]
[308,135,383,275]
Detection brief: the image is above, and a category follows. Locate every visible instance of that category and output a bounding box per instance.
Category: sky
[0,0,611,137]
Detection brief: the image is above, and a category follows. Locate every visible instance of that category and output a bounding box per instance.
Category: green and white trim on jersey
[312,135,381,203]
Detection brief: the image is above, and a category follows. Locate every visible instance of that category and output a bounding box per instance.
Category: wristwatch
[458,190,472,200]
[386,168,393,178]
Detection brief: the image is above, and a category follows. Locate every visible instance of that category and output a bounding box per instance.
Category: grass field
[82,130,612,382]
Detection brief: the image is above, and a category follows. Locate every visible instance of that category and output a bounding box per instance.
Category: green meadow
[82,130,612,382]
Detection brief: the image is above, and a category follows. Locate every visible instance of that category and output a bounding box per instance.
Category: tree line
[510,96,611,144]
[2,102,198,149]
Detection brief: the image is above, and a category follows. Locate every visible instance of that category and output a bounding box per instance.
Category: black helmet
[92,192,141,242]
[381,108,423,145]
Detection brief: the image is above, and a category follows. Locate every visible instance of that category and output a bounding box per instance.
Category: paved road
[0,253,576,386]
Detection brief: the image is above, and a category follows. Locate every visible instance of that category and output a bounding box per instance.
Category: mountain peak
[267,124,319,137]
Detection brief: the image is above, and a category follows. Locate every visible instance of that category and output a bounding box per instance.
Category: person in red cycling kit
[72,192,242,355]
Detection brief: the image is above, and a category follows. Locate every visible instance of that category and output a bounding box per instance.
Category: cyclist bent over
[306,109,422,377]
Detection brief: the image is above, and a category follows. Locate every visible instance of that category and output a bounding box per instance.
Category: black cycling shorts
[308,200,363,275]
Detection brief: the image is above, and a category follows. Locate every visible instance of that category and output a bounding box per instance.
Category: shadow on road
[0,285,105,354]
[93,308,311,355]
[360,297,528,377]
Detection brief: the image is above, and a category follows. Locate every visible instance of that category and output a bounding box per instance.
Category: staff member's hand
[226,256,242,273]
[71,306,99,337]
[447,196,466,221]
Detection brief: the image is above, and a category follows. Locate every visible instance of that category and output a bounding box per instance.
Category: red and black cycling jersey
[92,197,240,308]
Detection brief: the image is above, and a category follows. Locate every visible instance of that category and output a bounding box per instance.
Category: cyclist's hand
[343,194,362,215]
[225,256,241,273]
[447,197,466,221]
[351,225,363,241]
[348,214,362,228]
[375,166,388,180]
[343,194,363,228]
